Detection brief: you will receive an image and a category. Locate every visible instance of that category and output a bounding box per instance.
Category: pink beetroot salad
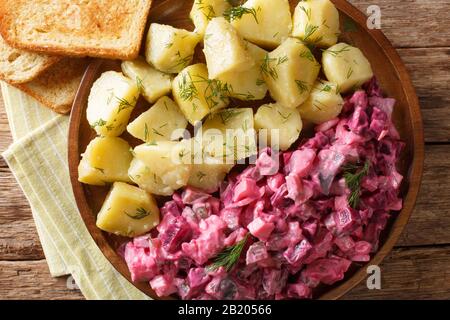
[123,78,405,300]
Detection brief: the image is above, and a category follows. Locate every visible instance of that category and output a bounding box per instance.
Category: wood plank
[349,0,450,48]
[0,260,83,300]
[398,48,450,143]
[1,246,449,300]
[344,246,450,299]
[398,145,450,246]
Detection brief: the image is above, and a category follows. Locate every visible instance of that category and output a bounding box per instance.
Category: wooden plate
[68,0,424,300]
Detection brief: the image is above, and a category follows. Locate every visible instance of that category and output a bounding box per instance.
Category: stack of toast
[0,0,153,114]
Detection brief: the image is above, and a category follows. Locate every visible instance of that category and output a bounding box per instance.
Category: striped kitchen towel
[1,82,149,300]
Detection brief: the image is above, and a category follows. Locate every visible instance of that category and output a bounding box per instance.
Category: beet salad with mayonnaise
[123,79,404,300]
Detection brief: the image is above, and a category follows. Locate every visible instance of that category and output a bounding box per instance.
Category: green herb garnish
[343,160,371,208]
[224,6,259,23]
[208,234,249,272]
[125,207,151,220]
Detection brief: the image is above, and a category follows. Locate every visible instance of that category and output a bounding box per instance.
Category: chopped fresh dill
[125,207,151,220]
[208,234,249,272]
[342,160,371,208]
[277,110,292,123]
[144,123,150,141]
[116,96,134,114]
[152,128,164,137]
[324,45,351,57]
[295,80,309,94]
[90,118,106,128]
[346,67,354,79]
[224,6,259,23]
[299,49,315,62]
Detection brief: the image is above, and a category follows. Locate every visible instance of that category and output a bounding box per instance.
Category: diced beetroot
[182,215,227,265]
[301,257,351,287]
[220,207,242,230]
[123,78,404,301]
[158,214,192,253]
[187,268,211,289]
[182,187,211,205]
[262,268,288,295]
[232,177,264,206]
[287,282,312,299]
[266,173,286,193]
[124,242,158,282]
[285,149,316,178]
[248,217,275,241]
[283,239,312,266]
[246,242,269,265]
[286,175,315,204]
[256,148,280,176]
[150,275,177,297]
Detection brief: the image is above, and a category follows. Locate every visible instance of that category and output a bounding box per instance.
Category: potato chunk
[202,108,257,162]
[78,137,133,186]
[121,57,172,104]
[230,0,292,49]
[190,0,231,36]
[217,42,268,100]
[145,23,201,74]
[204,17,254,79]
[127,96,187,143]
[128,158,175,196]
[133,141,191,195]
[262,38,321,108]
[322,43,374,93]
[172,64,229,125]
[96,182,160,237]
[254,103,303,151]
[298,80,344,124]
[188,163,234,193]
[292,0,340,47]
[87,71,139,137]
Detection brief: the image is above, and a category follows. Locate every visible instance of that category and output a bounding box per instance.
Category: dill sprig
[125,207,151,220]
[343,160,371,208]
[303,24,320,42]
[323,45,351,57]
[224,6,259,23]
[178,72,198,101]
[299,49,315,62]
[260,54,288,80]
[218,109,244,125]
[208,234,249,272]
[116,96,134,114]
[90,118,106,128]
[277,110,292,123]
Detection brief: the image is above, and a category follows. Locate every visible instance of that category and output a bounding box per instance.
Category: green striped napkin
[1,82,149,300]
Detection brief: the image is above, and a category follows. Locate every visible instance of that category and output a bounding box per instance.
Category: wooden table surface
[1,0,449,300]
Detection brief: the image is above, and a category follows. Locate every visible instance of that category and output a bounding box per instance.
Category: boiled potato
[292,0,340,47]
[96,182,160,237]
[128,158,175,196]
[78,137,133,186]
[190,0,231,36]
[204,17,254,79]
[262,38,321,108]
[230,0,292,49]
[172,63,229,125]
[145,23,201,74]
[121,57,172,104]
[133,141,191,194]
[298,80,344,124]
[87,71,139,137]
[322,43,374,93]
[202,108,257,162]
[254,103,303,151]
[127,96,187,143]
[217,42,268,100]
[188,163,234,193]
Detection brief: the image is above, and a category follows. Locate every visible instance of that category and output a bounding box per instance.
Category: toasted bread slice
[0,0,152,60]
[13,58,90,114]
[0,35,60,84]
